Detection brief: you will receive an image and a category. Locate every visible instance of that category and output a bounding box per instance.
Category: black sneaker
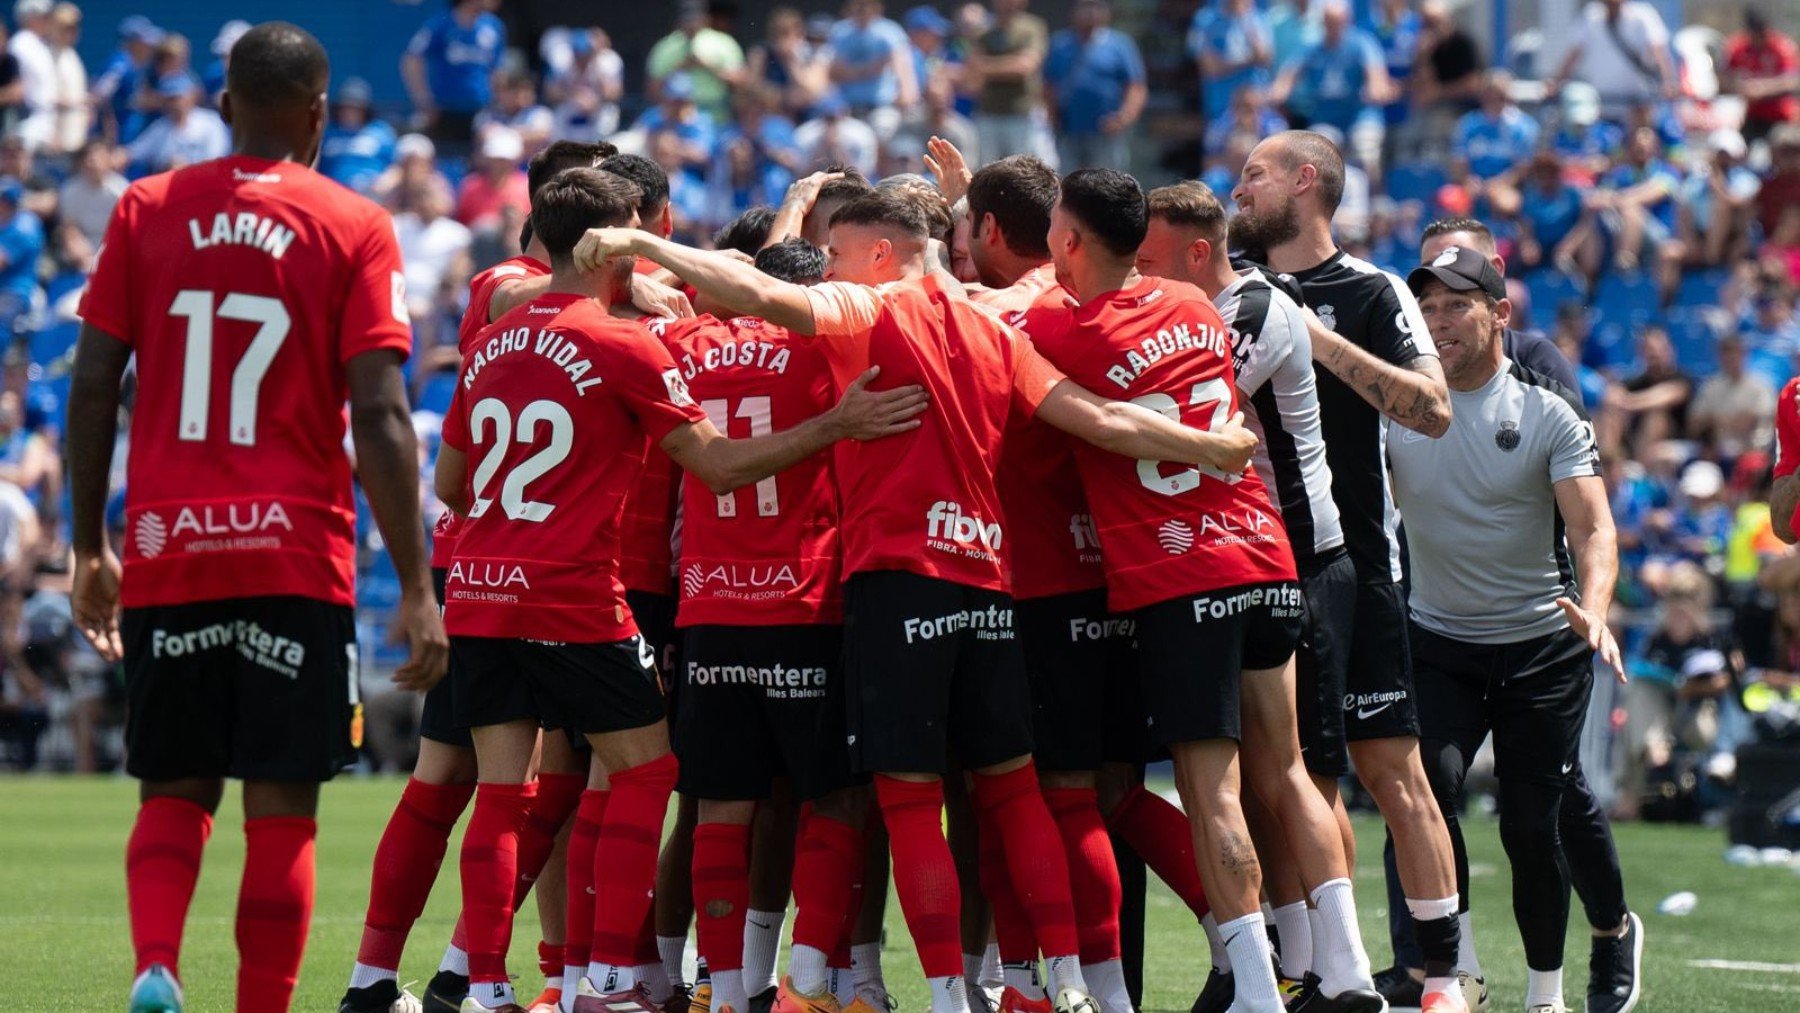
[1373,966,1423,1013]
[1290,977,1385,1013]
[1278,973,1317,1009]
[422,970,470,1013]
[1191,968,1234,1013]
[666,984,694,1013]
[339,980,402,1013]
[1587,911,1644,1013]
[748,986,778,1013]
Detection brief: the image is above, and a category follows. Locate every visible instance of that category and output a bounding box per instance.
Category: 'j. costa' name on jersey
[187,211,297,259]
[460,323,605,395]
[1102,318,1232,390]
[669,319,796,380]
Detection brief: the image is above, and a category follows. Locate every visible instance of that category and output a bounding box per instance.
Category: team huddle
[65,22,1646,1013]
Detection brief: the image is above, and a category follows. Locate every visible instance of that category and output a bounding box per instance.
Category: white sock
[1004,961,1045,999]
[586,962,637,996]
[930,974,974,1013]
[440,943,470,976]
[790,943,831,996]
[468,980,517,1009]
[1309,878,1374,995]
[831,965,857,1006]
[1218,912,1283,1013]
[1307,908,1326,972]
[981,942,1002,990]
[1201,913,1228,973]
[660,935,689,988]
[349,962,396,989]
[1525,967,1563,1009]
[1457,911,1483,979]
[638,963,673,1003]
[1083,958,1134,1013]
[561,966,585,1011]
[744,909,786,995]
[1271,902,1312,979]
[711,968,749,1013]
[853,941,887,996]
[1044,954,1087,994]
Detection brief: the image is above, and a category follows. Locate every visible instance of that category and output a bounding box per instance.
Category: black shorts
[843,570,1034,774]
[122,595,358,783]
[1412,623,1595,786]
[1340,577,1422,742]
[1132,582,1305,746]
[419,568,472,749]
[451,634,665,736]
[1294,549,1354,777]
[1018,589,1145,771]
[675,623,861,801]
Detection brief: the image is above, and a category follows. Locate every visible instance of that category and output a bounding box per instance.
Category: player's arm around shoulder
[1302,295,1453,438]
[1033,379,1258,475]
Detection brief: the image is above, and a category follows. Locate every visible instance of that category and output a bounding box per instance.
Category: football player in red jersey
[1771,378,1800,543]
[345,139,617,1013]
[576,182,1256,1013]
[434,168,926,1013]
[66,23,448,1013]
[1036,169,1380,1013]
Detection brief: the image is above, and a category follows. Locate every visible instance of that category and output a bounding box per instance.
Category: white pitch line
[1689,959,1800,974]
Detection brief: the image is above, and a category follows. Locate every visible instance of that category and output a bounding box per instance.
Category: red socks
[976,805,1038,964]
[356,778,474,973]
[790,810,864,955]
[1107,784,1209,919]
[591,753,679,968]
[970,763,1079,960]
[565,789,610,970]
[460,781,539,985]
[236,815,317,1012]
[1044,787,1123,964]
[127,796,213,977]
[692,822,752,973]
[517,772,584,906]
[873,775,963,978]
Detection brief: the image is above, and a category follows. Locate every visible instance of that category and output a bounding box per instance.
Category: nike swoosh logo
[1401,428,1431,443]
[749,919,773,930]
[1356,703,1393,720]
[1561,762,1574,774]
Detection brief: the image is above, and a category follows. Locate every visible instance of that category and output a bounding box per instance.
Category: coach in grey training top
[1386,246,1643,1013]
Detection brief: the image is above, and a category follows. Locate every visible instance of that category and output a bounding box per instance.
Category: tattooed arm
[1303,307,1453,438]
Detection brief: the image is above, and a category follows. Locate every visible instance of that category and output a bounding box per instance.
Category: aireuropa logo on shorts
[903,604,1014,644]
[1190,585,1304,623]
[132,501,294,559]
[1344,689,1407,721]
[151,620,306,679]
[925,500,1002,559]
[686,660,827,699]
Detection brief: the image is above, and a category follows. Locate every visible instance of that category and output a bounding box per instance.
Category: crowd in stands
[2,0,1800,828]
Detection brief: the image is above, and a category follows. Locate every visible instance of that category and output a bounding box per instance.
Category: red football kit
[653,314,843,626]
[1726,32,1800,125]
[432,255,550,570]
[1775,379,1800,480]
[1032,276,1297,612]
[618,444,681,596]
[979,266,1105,600]
[79,155,412,609]
[803,274,1066,591]
[440,293,706,643]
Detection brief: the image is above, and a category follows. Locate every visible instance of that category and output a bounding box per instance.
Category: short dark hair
[1275,130,1346,214]
[755,238,827,284]
[529,140,617,200]
[1147,181,1227,243]
[818,162,875,204]
[829,188,932,241]
[532,168,643,264]
[1058,168,1147,258]
[599,153,670,220]
[877,175,953,241]
[714,205,777,255]
[225,22,328,111]
[967,155,1057,258]
[1421,216,1496,256]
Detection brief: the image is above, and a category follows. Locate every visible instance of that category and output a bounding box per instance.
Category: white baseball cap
[479,127,524,163]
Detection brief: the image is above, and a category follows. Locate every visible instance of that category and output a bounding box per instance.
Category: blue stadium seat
[26,375,69,428]
[1386,162,1446,206]
[1750,347,1794,390]
[1675,268,1730,309]
[1592,273,1659,336]
[1584,320,1637,374]
[1662,311,1719,374]
[1520,269,1585,329]
[417,370,457,415]
[28,320,78,368]
[43,270,85,306]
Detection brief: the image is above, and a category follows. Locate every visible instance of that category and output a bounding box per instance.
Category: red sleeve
[614,325,710,443]
[77,187,136,342]
[1776,380,1800,478]
[1783,36,1800,72]
[339,210,415,365]
[440,380,470,452]
[1010,335,1067,417]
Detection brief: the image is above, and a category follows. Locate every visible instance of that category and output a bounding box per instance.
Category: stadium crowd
[2,0,1800,840]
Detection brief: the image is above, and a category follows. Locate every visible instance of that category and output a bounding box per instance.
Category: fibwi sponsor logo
[1190,584,1304,623]
[686,660,828,699]
[132,501,295,558]
[903,604,1014,644]
[925,501,1002,558]
[1157,519,1194,555]
[1070,513,1101,552]
[151,620,306,679]
[681,562,800,602]
[1344,689,1407,721]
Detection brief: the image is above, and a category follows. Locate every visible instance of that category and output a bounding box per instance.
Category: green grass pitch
[2,777,1796,1011]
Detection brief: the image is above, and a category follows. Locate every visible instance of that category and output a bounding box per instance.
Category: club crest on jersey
[1315,304,1337,331]
[1496,420,1521,452]
[1432,246,1463,268]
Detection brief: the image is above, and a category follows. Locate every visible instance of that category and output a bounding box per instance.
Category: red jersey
[79,156,412,609]
[979,266,1105,600]
[803,274,1066,591]
[618,446,681,596]
[441,293,706,642]
[653,314,842,626]
[433,254,551,570]
[1033,277,1296,613]
[1775,379,1800,479]
[1726,32,1800,124]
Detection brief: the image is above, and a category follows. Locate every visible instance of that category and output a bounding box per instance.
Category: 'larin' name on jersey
[187,212,297,259]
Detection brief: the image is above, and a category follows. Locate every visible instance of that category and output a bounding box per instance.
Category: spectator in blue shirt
[1203,83,1286,158]
[0,179,41,339]
[1362,0,1421,125]
[1188,0,1272,123]
[124,74,228,176]
[1452,70,1539,179]
[402,0,506,147]
[89,15,159,143]
[632,73,719,178]
[1509,150,1586,272]
[1044,0,1146,171]
[1272,1,1393,155]
[828,0,918,117]
[319,78,397,196]
[905,5,961,108]
[1267,0,1322,71]
[200,20,248,103]
[1550,82,1624,184]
